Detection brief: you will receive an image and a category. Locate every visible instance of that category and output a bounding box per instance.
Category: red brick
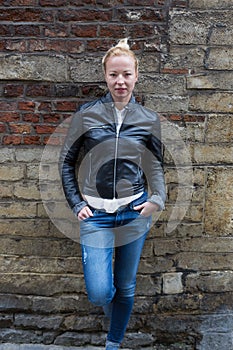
[22,113,40,123]
[33,39,80,54]
[9,123,31,134]
[130,40,143,51]
[66,40,85,54]
[0,123,6,133]
[8,0,38,5]
[38,102,52,112]
[54,84,80,98]
[99,25,127,38]
[157,0,167,6]
[55,101,77,112]
[81,85,105,97]
[43,114,61,123]
[128,24,157,38]
[96,0,124,5]
[0,40,6,51]
[0,112,20,122]
[5,39,27,52]
[87,39,115,52]
[23,136,41,145]
[71,24,97,38]
[57,9,84,22]
[0,9,53,22]
[69,0,120,6]
[184,115,206,123]
[0,101,18,111]
[0,25,13,36]
[39,0,66,5]
[35,125,56,134]
[3,135,22,145]
[27,39,44,52]
[161,68,189,74]
[26,84,52,97]
[171,0,188,8]
[69,0,96,5]
[44,24,69,38]
[28,39,74,53]
[167,114,183,121]
[3,84,24,97]
[14,25,41,37]
[37,102,52,112]
[126,0,156,5]
[58,9,112,22]
[18,101,35,111]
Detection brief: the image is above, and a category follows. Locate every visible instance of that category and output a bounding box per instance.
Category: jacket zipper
[112,107,127,199]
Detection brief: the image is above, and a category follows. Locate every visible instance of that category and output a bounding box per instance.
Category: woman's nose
[117,75,124,84]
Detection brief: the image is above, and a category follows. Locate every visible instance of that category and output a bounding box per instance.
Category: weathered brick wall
[0,0,232,349]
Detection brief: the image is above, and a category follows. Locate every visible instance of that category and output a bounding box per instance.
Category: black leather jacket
[59,93,166,215]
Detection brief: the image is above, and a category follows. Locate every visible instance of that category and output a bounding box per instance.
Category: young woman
[60,39,166,350]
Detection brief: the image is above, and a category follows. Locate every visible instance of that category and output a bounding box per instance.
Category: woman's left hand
[133,201,159,217]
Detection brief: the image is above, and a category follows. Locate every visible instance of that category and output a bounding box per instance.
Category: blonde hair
[102,38,138,72]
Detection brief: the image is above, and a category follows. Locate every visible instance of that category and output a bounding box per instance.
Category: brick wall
[0,0,233,349]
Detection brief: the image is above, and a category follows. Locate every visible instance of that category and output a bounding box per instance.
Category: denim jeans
[79,192,152,345]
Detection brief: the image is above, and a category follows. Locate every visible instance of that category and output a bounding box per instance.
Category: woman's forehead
[105,55,136,70]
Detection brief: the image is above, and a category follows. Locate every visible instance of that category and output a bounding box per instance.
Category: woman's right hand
[77,206,93,221]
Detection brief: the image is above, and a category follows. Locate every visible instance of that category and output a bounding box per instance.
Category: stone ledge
[0,345,129,350]
[0,344,175,350]
[0,344,165,350]
[0,345,104,350]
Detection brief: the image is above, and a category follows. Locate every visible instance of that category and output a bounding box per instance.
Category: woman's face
[104,55,138,105]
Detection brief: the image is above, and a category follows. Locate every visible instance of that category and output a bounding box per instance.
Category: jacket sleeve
[143,113,166,211]
[58,111,87,216]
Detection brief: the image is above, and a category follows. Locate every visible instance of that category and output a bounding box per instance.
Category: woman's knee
[87,286,115,307]
[115,282,136,298]
[88,292,113,307]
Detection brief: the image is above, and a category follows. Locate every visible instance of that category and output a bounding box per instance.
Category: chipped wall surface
[0,1,232,349]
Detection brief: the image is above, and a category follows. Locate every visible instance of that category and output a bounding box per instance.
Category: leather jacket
[59,92,166,215]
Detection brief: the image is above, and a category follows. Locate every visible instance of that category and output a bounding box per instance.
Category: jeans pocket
[129,191,148,209]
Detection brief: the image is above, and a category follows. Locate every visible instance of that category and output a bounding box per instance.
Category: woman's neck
[114,102,127,110]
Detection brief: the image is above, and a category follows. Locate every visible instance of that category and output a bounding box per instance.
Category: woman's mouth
[115,88,127,93]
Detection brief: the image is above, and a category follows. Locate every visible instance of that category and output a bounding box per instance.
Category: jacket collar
[100,92,137,105]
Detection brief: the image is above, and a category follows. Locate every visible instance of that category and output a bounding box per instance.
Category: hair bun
[115,38,130,50]
[102,38,138,72]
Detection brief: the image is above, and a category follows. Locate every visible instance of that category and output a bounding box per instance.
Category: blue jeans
[79,192,152,345]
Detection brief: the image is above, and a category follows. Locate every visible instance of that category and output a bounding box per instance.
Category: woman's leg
[80,218,116,307]
[79,203,151,348]
[81,244,115,307]
[107,230,148,345]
